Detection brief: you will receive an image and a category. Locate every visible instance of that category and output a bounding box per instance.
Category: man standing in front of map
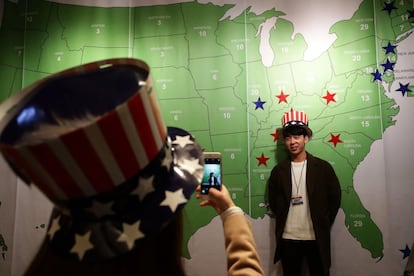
[267,109,341,276]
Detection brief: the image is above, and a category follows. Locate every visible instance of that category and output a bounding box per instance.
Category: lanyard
[291,160,306,195]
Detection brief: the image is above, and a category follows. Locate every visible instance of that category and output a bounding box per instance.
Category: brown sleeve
[222,214,265,276]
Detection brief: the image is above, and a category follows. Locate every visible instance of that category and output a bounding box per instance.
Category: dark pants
[280,239,328,276]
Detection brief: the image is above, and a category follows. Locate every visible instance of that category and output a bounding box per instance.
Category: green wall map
[0,0,413,264]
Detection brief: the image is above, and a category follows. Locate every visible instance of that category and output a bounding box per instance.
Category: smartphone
[201,152,222,197]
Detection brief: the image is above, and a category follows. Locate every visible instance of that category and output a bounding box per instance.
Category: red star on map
[276,90,289,104]
[256,153,270,166]
[328,133,343,147]
[270,129,279,143]
[322,91,336,104]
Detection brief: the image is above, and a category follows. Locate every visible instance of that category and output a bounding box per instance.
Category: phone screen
[201,155,221,195]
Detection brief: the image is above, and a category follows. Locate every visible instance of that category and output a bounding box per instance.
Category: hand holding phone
[201,152,222,198]
[197,184,235,215]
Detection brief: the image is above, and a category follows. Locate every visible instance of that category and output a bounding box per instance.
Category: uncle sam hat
[282,108,313,137]
[0,58,204,261]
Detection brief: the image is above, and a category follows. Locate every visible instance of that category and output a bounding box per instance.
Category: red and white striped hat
[282,108,312,137]
[0,58,204,261]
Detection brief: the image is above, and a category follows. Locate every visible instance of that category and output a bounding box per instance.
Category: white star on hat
[180,158,203,175]
[172,135,194,148]
[70,231,94,260]
[160,188,187,212]
[47,216,61,239]
[117,220,145,250]
[131,175,155,201]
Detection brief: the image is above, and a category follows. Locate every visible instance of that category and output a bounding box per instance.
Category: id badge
[291,195,303,206]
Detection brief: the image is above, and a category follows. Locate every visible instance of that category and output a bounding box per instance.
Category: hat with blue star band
[282,108,313,137]
[0,58,204,261]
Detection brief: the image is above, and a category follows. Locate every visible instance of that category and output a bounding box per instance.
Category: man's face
[284,134,309,156]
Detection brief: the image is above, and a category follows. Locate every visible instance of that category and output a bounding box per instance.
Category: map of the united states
[0,0,413,275]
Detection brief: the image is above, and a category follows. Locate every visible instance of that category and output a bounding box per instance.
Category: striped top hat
[282,108,313,137]
[0,58,204,261]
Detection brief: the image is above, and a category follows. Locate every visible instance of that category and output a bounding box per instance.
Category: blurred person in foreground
[0,58,264,276]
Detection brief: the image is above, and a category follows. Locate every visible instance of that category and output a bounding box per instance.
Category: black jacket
[267,152,341,274]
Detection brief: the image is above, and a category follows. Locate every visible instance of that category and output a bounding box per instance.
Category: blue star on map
[371,69,382,82]
[253,97,266,110]
[383,1,397,15]
[382,41,397,55]
[396,82,412,96]
[381,58,395,72]
[399,244,411,259]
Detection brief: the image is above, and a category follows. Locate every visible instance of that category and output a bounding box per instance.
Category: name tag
[291,195,303,206]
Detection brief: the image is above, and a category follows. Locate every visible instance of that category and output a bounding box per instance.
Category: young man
[267,109,341,276]
[209,172,219,186]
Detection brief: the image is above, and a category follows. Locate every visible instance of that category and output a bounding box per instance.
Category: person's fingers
[207,186,221,198]
[195,184,236,214]
[220,184,229,193]
[199,200,211,207]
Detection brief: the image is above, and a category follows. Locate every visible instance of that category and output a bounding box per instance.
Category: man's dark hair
[282,125,308,138]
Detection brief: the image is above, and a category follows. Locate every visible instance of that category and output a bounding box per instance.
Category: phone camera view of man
[201,157,221,195]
